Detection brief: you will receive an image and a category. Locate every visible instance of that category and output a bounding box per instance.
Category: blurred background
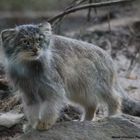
[0,0,139,33]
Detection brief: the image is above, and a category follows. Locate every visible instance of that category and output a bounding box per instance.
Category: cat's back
[50,34,116,94]
[51,34,100,53]
[51,34,113,65]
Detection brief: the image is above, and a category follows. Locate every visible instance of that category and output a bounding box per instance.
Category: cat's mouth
[18,51,42,62]
[31,52,39,57]
[30,52,41,60]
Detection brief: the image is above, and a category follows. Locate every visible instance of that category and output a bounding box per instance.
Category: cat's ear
[38,22,52,34]
[1,29,17,42]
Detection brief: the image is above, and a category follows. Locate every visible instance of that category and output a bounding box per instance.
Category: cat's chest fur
[9,61,44,82]
[9,61,50,102]
[8,59,63,104]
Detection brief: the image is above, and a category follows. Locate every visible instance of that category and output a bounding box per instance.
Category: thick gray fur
[1,22,140,132]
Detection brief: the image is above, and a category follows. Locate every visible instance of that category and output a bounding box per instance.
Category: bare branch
[48,0,134,23]
[87,0,92,21]
[52,0,86,26]
[107,13,111,32]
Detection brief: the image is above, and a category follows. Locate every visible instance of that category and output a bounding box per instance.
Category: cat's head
[1,22,52,62]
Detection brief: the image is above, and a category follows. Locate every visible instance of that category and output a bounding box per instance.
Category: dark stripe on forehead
[16,25,40,37]
[19,27,39,36]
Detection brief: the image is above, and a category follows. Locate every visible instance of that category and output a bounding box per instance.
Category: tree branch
[48,0,134,24]
[87,0,92,21]
[52,0,86,26]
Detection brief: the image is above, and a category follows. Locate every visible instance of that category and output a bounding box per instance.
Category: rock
[0,62,11,100]
[0,112,24,139]
[15,114,140,140]
[0,90,10,100]
[0,112,24,128]
[0,94,21,113]
[0,78,9,91]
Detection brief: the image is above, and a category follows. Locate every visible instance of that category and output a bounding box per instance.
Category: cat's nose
[32,48,38,54]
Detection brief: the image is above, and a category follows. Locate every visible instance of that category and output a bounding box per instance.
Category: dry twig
[48,0,134,24]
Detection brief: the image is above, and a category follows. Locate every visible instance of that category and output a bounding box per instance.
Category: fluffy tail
[121,97,140,117]
[114,79,140,117]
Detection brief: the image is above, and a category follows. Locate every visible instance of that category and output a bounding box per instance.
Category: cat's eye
[38,35,44,42]
[21,40,30,45]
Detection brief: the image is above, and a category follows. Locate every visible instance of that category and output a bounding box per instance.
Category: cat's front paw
[34,120,54,131]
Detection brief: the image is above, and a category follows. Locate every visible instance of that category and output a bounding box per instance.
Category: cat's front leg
[34,101,60,131]
[35,94,66,131]
[23,102,40,133]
